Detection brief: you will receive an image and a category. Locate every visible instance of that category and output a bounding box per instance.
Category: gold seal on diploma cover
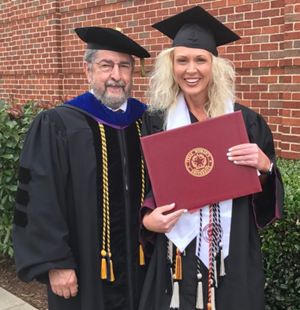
[185,148,214,177]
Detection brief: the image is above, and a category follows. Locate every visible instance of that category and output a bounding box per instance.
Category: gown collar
[64,92,147,128]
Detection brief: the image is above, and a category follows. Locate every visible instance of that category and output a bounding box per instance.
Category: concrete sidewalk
[0,287,38,310]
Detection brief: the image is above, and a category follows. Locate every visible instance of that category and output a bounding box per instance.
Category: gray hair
[83,49,99,71]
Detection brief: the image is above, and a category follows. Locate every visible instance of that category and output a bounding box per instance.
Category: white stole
[165,92,233,268]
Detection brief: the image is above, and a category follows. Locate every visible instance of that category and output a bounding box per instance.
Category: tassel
[109,257,115,282]
[170,277,180,309]
[140,58,146,77]
[139,244,145,265]
[211,285,216,310]
[175,249,182,280]
[101,250,107,279]
[196,273,204,309]
[106,253,111,281]
[214,253,218,288]
[170,267,174,292]
[207,303,212,310]
[106,252,115,282]
[219,242,226,276]
[167,240,174,294]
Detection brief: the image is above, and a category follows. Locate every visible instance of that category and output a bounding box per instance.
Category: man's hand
[49,268,78,299]
[143,203,186,233]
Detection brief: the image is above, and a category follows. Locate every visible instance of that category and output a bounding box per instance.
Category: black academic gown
[13,99,147,310]
[139,103,284,310]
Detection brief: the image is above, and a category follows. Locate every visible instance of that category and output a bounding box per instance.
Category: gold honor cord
[98,123,115,282]
[135,119,146,265]
[98,120,146,282]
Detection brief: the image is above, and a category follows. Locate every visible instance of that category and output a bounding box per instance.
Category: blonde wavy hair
[147,47,236,120]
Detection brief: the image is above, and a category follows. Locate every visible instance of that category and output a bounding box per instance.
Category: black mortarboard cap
[75,27,150,58]
[152,6,240,56]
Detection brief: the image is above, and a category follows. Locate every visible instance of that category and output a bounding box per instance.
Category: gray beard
[92,82,132,110]
[94,90,128,110]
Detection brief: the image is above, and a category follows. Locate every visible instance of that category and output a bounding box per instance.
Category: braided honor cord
[99,123,115,281]
[135,119,146,265]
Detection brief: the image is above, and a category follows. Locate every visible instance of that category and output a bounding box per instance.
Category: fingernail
[228,148,232,151]
[170,203,175,207]
[184,209,188,213]
[228,157,233,161]
[234,161,237,164]
[226,152,231,156]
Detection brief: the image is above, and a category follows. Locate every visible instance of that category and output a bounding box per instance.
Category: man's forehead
[96,49,131,62]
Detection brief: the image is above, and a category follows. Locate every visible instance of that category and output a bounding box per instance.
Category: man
[12,27,150,310]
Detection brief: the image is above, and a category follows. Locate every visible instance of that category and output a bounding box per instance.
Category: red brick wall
[0,0,63,103]
[0,0,299,159]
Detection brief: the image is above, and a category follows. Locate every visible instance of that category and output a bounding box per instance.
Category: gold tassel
[207,303,212,310]
[175,249,182,280]
[196,273,204,309]
[109,256,115,282]
[107,252,115,282]
[140,58,145,77]
[219,242,226,276]
[170,277,180,309]
[101,250,107,279]
[139,244,145,265]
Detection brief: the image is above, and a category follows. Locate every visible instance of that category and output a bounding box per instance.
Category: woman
[139,6,284,310]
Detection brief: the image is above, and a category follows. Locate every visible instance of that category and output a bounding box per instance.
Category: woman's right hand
[142,203,186,233]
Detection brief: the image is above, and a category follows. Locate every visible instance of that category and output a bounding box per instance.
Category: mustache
[105,81,126,88]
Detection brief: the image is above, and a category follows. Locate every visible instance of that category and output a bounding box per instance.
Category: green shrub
[0,99,56,257]
[261,158,300,310]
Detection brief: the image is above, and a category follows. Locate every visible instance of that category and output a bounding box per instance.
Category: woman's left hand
[227,143,271,172]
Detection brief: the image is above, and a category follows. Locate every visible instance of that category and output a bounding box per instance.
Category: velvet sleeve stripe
[18,167,31,184]
[13,209,28,227]
[15,187,30,206]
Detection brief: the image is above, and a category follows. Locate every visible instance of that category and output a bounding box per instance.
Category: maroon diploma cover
[141,111,262,213]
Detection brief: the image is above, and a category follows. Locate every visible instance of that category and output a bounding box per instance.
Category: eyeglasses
[92,60,132,74]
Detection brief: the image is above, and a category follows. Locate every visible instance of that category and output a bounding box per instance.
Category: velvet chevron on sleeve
[13,96,147,310]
